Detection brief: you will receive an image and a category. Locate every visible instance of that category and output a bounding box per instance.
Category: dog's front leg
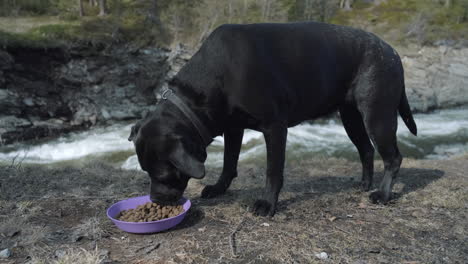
[253,123,287,216]
[201,128,244,198]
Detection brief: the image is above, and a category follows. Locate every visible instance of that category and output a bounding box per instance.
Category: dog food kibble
[117,202,184,222]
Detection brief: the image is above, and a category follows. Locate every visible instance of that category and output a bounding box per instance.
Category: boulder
[0,46,172,144]
[402,46,468,112]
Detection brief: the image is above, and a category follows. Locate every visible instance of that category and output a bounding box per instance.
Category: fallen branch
[347,217,390,225]
[229,214,247,258]
[135,243,161,255]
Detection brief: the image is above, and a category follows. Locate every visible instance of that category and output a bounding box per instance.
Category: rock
[0,72,5,87]
[101,108,111,120]
[315,252,328,260]
[54,248,67,259]
[0,50,14,70]
[0,116,32,131]
[99,249,110,258]
[0,89,8,100]
[0,45,174,144]
[22,97,34,106]
[402,46,468,112]
[2,42,467,146]
[0,248,11,259]
[109,110,137,121]
[0,89,22,115]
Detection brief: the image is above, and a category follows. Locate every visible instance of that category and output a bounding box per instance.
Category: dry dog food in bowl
[107,195,191,233]
[118,202,184,222]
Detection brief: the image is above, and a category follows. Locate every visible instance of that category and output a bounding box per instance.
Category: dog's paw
[361,180,372,192]
[252,199,276,217]
[201,185,225,199]
[369,191,392,204]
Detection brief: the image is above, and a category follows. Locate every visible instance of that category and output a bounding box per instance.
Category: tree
[78,0,84,16]
[340,0,352,10]
[261,0,273,20]
[285,0,339,22]
[98,0,107,16]
[89,0,97,6]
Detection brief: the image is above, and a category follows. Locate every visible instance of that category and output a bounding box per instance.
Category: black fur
[130,22,417,216]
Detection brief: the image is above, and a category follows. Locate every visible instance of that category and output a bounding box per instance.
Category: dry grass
[51,246,105,264]
[71,217,106,242]
[0,16,71,33]
[0,156,467,263]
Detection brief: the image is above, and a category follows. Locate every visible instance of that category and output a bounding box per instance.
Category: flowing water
[1,108,467,170]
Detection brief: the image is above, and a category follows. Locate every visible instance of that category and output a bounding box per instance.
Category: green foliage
[331,0,468,45]
[1,0,468,48]
[29,24,75,40]
[0,0,57,16]
[0,29,54,48]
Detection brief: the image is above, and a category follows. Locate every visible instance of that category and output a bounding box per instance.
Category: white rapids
[0,108,467,170]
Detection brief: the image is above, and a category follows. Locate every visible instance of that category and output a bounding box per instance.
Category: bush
[0,0,58,16]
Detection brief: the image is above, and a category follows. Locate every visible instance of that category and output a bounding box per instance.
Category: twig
[135,243,161,255]
[334,225,352,235]
[347,217,390,225]
[7,149,29,170]
[8,153,20,169]
[333,226,367,243]
[229,214,247,258]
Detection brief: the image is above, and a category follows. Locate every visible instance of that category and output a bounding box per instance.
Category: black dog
[129,22,417,216]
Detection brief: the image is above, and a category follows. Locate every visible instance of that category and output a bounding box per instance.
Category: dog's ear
[128,121,142,142]
[169,140,205,179]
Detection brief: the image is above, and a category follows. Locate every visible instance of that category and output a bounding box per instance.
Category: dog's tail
[399,88,417,136]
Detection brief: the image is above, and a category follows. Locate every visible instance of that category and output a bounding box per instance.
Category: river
[1,107,467,169]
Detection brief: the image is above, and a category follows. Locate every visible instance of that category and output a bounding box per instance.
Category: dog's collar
[159,88,212,145]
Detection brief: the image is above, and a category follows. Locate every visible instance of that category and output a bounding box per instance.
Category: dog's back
[174,22,403,127]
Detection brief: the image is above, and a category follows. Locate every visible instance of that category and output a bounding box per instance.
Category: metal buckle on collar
[161,89,173,100]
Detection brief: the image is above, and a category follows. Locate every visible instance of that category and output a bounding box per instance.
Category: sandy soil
[0,155,467,263]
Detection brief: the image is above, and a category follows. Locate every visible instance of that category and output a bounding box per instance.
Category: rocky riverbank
[0,44,190,144]
[401,45,468,112]
[0,44,467,145]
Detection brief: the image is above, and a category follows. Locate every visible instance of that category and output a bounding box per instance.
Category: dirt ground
[0,154,467,264]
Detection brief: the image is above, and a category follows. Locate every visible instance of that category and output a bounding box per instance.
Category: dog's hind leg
[339,104,375,191]
[352,55,405,204]
[201,128,244,198]
[361,106,402,204]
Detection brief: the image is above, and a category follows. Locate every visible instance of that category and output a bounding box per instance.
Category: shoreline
[2,43,468,146]
[0,154,466,263]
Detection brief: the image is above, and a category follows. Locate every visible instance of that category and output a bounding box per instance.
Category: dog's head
[129,115,206,204]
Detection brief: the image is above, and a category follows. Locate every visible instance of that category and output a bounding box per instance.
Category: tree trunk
[445,0,451,8]
[78,0,84,16]
[340,0,352,10]
[261,0,273,21]
[228,0,233,23]
[98,0,107,16]
[89,0,97,6]
[242,0,248,23]
[149,0,162,25]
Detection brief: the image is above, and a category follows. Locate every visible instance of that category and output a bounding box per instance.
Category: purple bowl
[107,195,191,234]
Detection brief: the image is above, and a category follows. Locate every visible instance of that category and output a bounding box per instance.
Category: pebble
[315,252,328,260]
[0,248,11,259]
[54,248,67,259]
